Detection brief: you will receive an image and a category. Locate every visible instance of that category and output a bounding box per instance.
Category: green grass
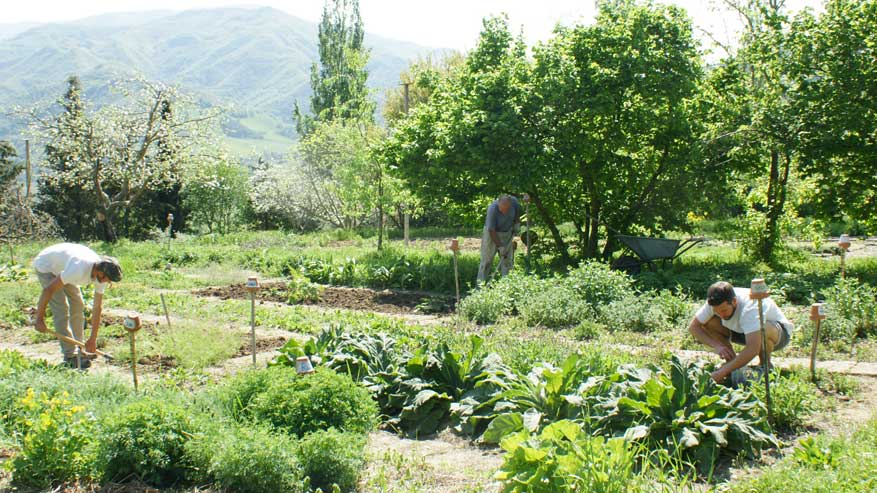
[730,418,877,492]
[108,319,240,369]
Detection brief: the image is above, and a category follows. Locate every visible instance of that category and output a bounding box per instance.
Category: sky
[2,0,825,55]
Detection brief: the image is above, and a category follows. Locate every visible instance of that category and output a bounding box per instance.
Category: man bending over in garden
[477,195,522,284]
[688,281,793,384]
[33,243,122,368]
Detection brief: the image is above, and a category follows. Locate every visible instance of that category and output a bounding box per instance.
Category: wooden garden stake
[166,213,174,250]
[809,303,826,383]
[750,278,772,422]
[838,234,851,279]
[449,239,460,306]
[246,276,260,367]
[160,293,172,330]
[124,314,142,391]
[523,193,531,274]
[403,203,410,247]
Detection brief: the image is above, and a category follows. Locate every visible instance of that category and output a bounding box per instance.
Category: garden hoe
[53,332,115,362]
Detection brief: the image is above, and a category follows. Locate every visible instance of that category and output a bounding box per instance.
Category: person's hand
[710,369,728,384]
[715,345,735,362]
[35,317,49,334]
[85,337,97,354]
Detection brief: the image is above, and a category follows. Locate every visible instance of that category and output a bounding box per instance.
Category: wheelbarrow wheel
[611,255,641,275]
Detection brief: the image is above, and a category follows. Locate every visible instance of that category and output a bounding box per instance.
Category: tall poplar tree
[294,0,373,135]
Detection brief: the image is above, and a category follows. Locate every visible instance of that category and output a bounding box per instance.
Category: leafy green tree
[35,76,98,240]
[382,52,465,125]
[789,0,877,229]
[531,0,703,259]
[383,4,703,263]
[294,0,373,135]
[0,141,19,186]
[707,0,800,263]
[183,154,249,234]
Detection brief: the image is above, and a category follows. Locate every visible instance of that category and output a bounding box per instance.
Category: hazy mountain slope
[0,7,437,156]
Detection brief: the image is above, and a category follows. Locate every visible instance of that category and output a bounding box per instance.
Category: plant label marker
[809,303,827,382]
[124,314,142,391]
[838,234,851,279]
[449,239,460,306]
[749,278,772,422]
[295,355,315,375]
[246,276,260,367]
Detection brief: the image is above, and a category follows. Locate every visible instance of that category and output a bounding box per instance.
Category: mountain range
[0,7,438,157]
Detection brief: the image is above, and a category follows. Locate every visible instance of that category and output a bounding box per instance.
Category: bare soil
[193,282,455,315]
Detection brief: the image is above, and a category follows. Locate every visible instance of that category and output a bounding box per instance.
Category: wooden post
[403,204,410,247]
[450,239,460,307]
[839,234,851,279]
[25,139,32,202]
[523,193,531,274]
[160,293,172,330]
[750,278,772,422]
[809,303,826,382]
[246,276,260,367]
[124,315,142,391]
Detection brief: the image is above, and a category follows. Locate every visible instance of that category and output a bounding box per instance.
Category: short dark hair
[707,281,735,306]
[96,256,122,282]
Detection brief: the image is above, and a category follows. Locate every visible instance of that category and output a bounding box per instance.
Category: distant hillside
[0,7,438,157]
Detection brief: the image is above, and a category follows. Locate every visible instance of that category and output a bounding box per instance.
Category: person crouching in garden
[688,281,793,383]
[33,243,122,368]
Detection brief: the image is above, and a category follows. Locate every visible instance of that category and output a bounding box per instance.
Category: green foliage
[731,418,877,493]
[294,0,372,134]
[284,271,324,304]
[186,423,306,493]
[596,356,777,472]
[750,370,821,433]
[496,420,641,493]
[247,367,378,437]
[823,278,877,338]
[183,154,250,234]
[572,320,605,340]
[790,0,877,228]
[6,389,97,487]
[97,397,195,487]
[0,350,46,378]
[383,3,703,262]
[0,262,27,282]
[297,429,366,493]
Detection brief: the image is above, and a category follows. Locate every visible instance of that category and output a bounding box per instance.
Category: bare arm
[687,316,735,361]
[489,229,503,250]
[35,276,64,333]
[711,332,761,383]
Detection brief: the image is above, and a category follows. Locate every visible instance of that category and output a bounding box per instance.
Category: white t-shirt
[33,243,108,294]
[695,287,791,336]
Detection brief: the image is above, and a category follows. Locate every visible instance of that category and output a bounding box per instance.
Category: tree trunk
[530,190,573,266]
[96,209,118,243]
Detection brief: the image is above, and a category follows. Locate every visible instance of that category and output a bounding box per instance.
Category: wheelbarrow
[611,235,705,274]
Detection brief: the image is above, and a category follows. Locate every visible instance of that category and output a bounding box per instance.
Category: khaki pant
[477,228,515,284]
[37,272,85,357]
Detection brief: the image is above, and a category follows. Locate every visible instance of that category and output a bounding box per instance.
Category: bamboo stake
[246,276,260,367]
[124,315,142,391]
[450,240,460,307]
[750,278,772,422]
[809,303,826,383]
[160,293,172,330]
